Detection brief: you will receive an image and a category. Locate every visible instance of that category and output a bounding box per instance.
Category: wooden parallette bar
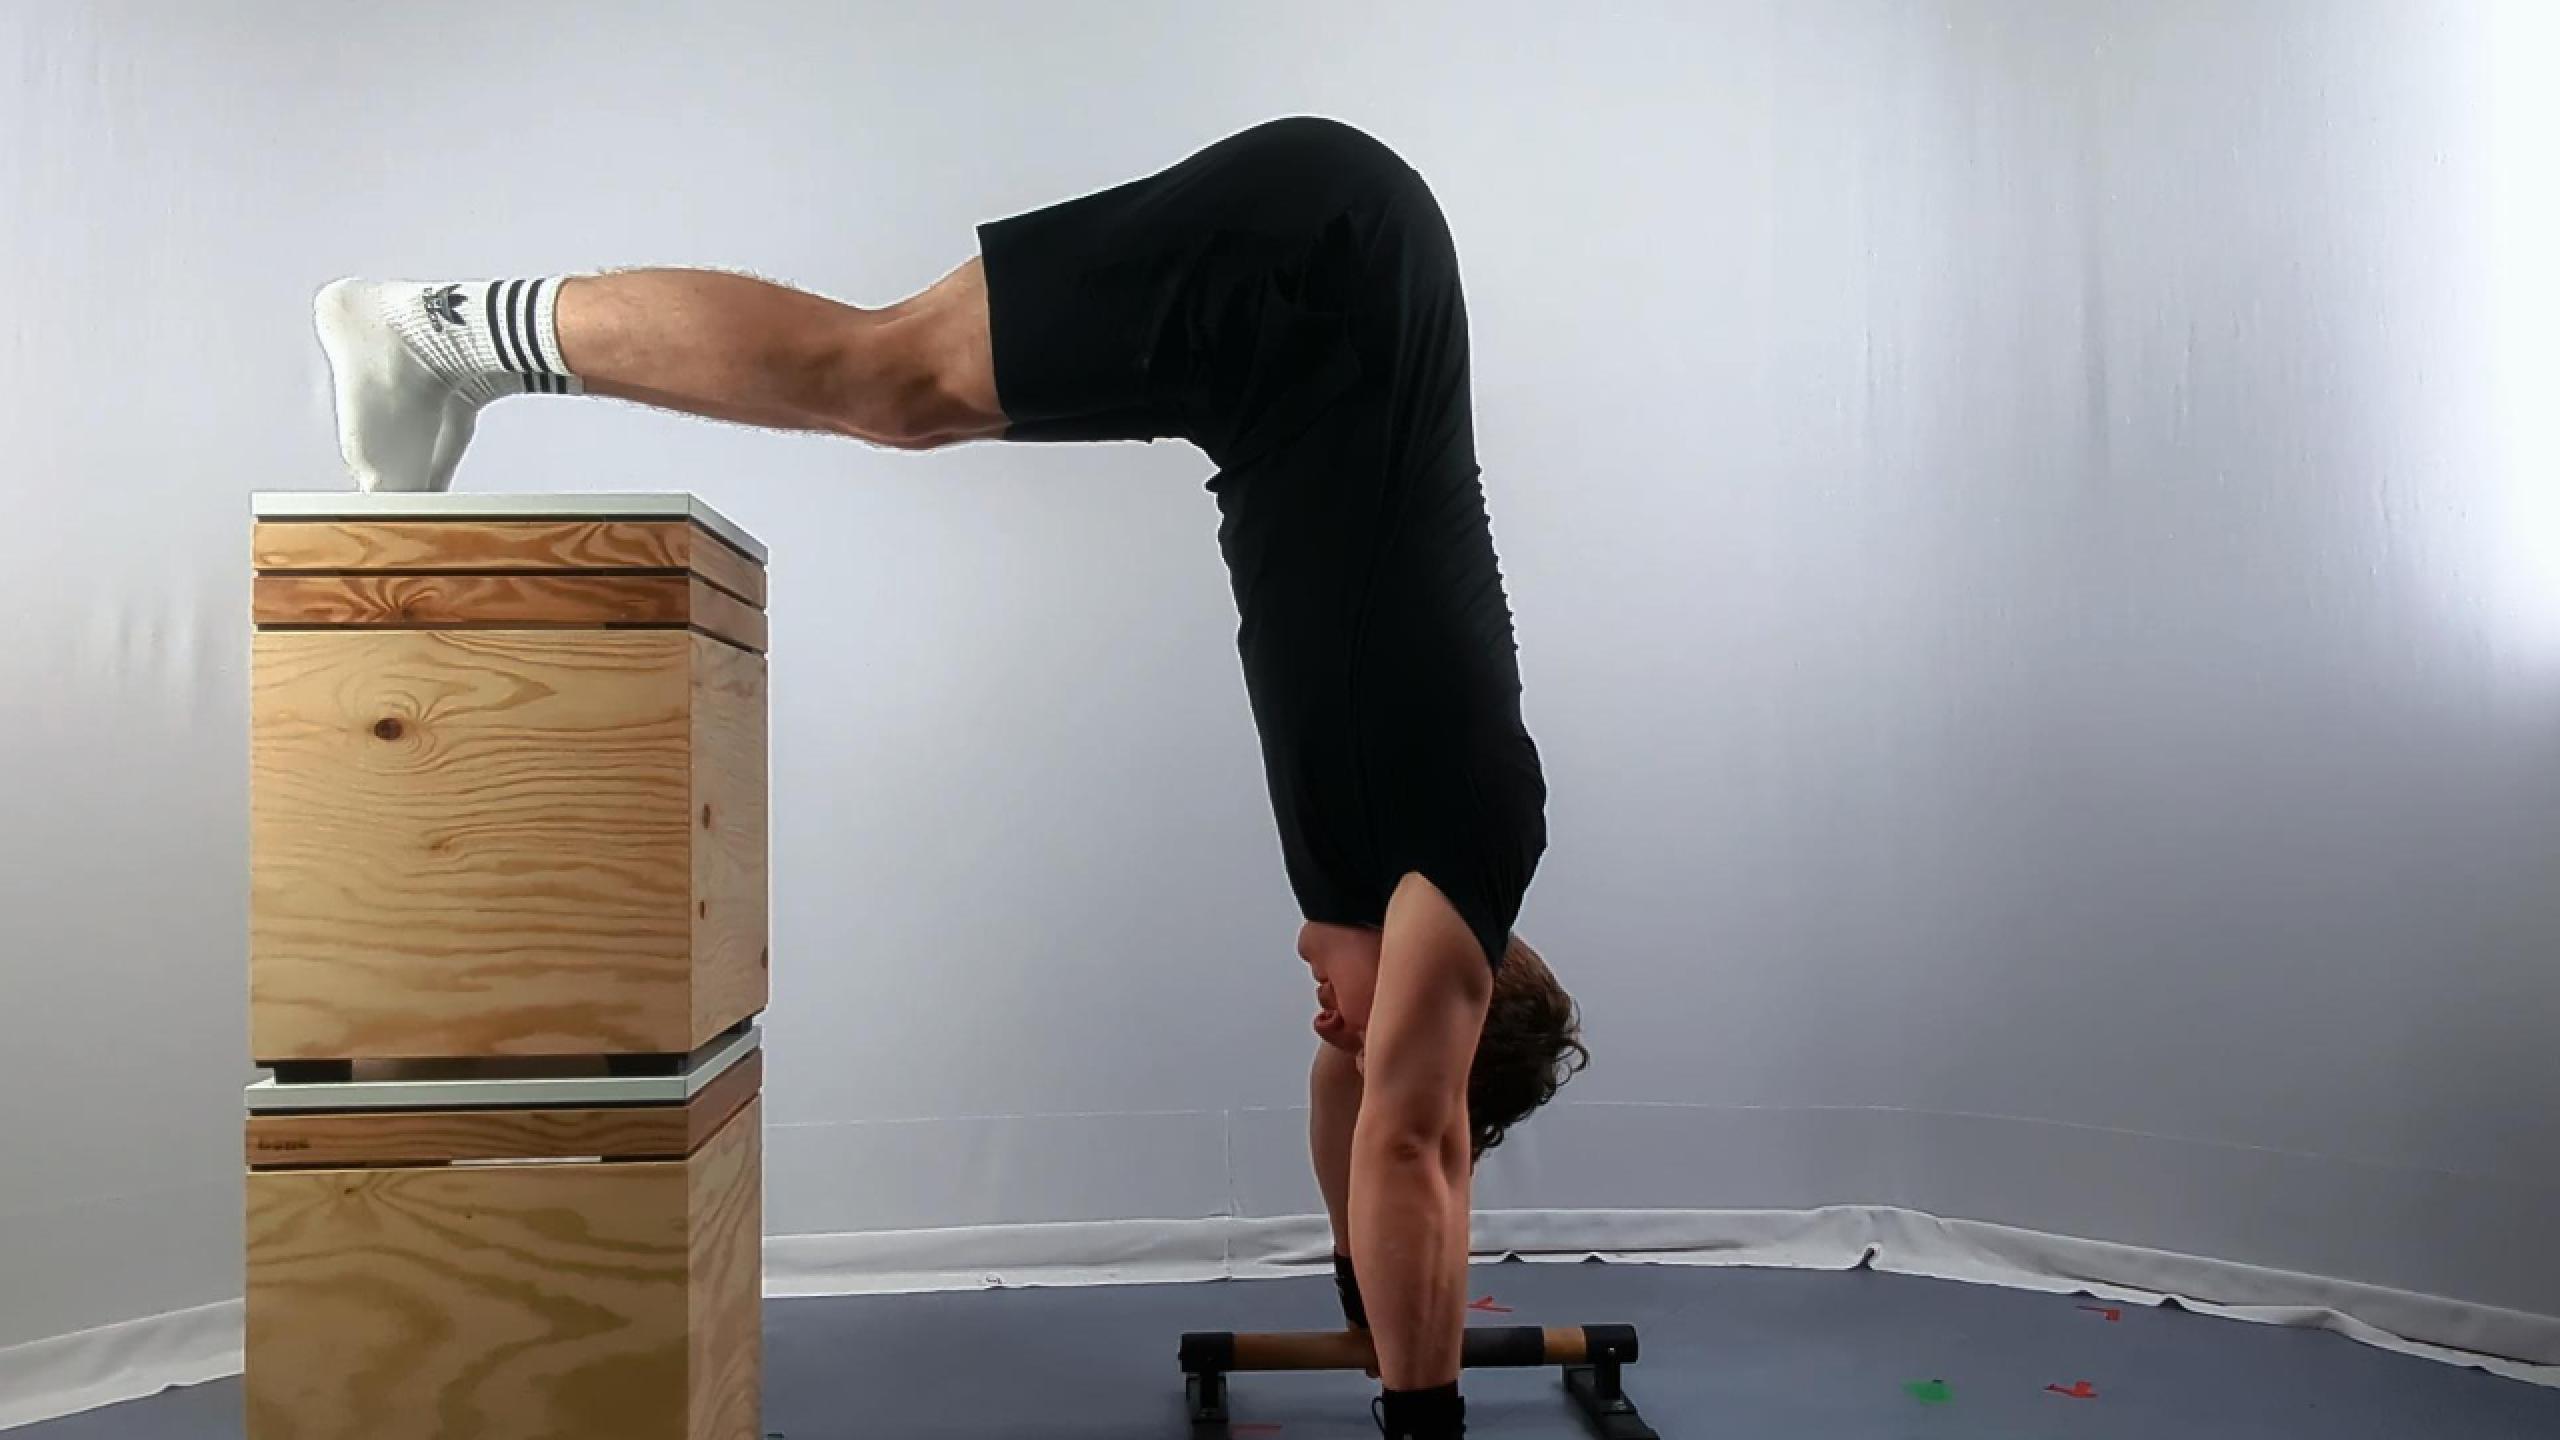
[1181,1324,1632,1375]
[1181,1324,1654,1440]
[246,1052,762,1170]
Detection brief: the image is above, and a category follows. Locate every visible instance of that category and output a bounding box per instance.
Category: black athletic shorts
[977,116,1546,969]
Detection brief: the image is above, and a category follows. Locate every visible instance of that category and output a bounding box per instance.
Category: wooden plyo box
[244,1046,765,1440]
[248,494,771,1062]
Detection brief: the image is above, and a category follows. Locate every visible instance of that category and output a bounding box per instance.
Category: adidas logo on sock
[422,284,467,328]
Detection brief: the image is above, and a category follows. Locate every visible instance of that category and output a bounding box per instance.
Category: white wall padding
[7,1206,2550,1433]
[762,1208,2560,1386]
[0,1301,243,1434]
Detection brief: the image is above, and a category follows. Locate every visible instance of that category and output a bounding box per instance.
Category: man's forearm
[1340,874,1493,1410]
[1348,1118,1472,1387]
[1310,1042,1364,1256]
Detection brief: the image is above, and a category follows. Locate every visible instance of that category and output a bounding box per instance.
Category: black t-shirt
[980,117,1546,966]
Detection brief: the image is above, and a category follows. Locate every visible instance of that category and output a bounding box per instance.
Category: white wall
[5,0,2556,1354]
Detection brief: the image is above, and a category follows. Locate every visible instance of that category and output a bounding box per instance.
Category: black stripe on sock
[484,282,521,374]
[516,279,550,379]
[506,278,539,378]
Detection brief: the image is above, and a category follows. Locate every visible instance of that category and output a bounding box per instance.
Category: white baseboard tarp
[764,1206,2560,1385]
[7,1205,2552,1432]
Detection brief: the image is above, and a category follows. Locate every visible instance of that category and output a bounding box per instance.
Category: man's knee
[815,314,995,450]
[795,326,926,448]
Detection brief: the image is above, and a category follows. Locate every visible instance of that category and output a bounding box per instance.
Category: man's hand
[1348,873,1493,1392]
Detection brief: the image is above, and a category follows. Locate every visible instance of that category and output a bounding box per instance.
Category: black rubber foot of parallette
[1564,1365,1662,1440]
[1186,1369,1231,1431]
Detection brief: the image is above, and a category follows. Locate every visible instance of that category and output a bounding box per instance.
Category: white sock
[314,277,584,493]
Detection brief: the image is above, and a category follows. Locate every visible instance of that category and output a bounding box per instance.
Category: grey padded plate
[243,1024,762,1113]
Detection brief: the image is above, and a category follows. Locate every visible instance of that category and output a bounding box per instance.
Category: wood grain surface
[244,1053,763,1169]
[683,533,768,611]
[688,1098,763,1440]
[684,577,768,655]
[689,637,769,1048]
[254,573,764,653]
[250,629,697,1059]
[253,519,766,607]
[244,1099,764,1440]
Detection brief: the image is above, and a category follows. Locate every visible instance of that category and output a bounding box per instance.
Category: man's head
[1300,922,1588,1160]
[1466,935,1587,1157]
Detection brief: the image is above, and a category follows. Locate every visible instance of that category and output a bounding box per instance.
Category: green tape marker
[1905,1379,1953,1405]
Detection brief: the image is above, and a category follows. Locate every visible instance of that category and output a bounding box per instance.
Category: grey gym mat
[15,1261,2556,1438]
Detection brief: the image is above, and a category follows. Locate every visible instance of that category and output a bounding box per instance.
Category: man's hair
[1467,936,1587,1160]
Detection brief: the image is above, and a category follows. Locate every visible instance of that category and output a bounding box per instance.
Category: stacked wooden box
[242,494,769,1440]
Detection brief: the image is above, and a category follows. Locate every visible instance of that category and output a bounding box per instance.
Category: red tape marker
[2078,1304,2123,1322]
[1467,1295,1515,1315]
[2046,1381,2099,1400]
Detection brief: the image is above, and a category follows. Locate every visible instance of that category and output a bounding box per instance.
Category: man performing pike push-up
[317,115,1586,1440]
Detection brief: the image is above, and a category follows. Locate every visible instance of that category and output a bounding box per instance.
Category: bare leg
[554,263,1007,450]
[318,260,1012,490]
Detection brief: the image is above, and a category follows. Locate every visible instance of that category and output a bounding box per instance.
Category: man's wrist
[1332,1250,1369,1330]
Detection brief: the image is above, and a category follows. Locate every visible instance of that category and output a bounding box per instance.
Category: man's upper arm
[1358,874,1495,1142]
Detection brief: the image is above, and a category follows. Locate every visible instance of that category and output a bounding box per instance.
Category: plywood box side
[253,518,693,573]
[252,518,767,608]
[250,628,699,1059]
[681,530,768,608]
[689,637,769,1049]
[245,1157,694,1440]
[686,1097,764,1440]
